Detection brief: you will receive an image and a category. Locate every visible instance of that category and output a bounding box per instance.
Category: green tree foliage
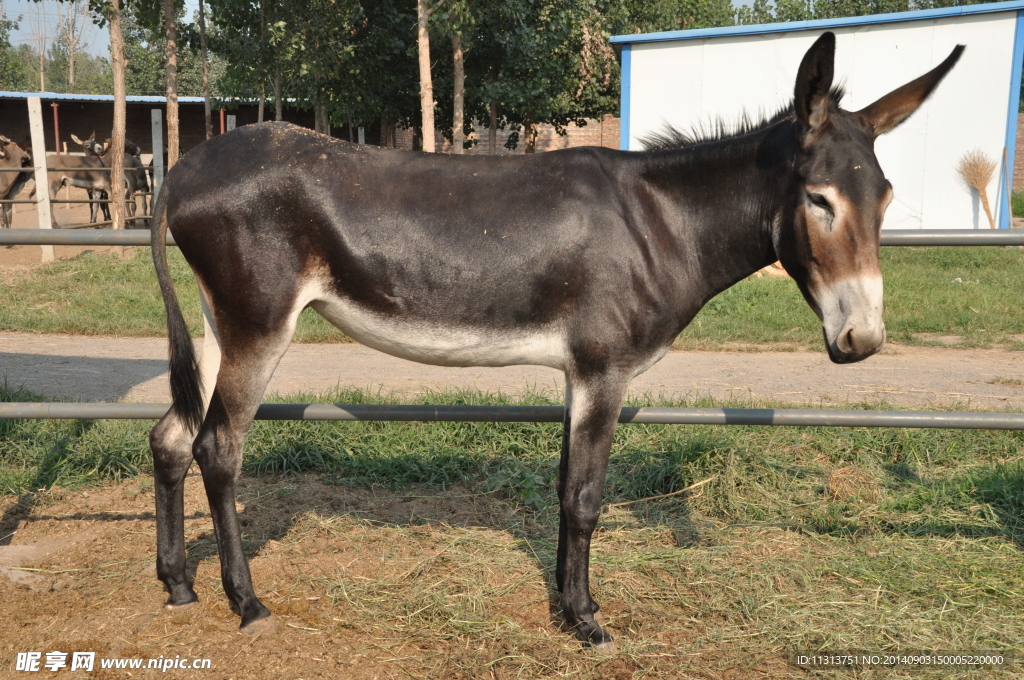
[206,0,734,148]
[462,0,733,150]
[208,0,363,116]
[735,0,1011,25]
[122,3,218,96]
[0,14,31,91]
[45,42,113,94]
[4,36,112,94]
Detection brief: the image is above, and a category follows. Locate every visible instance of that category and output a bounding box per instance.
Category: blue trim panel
[611,0,1024,44]
[620,45,631,150]
[1001,10,1024,228]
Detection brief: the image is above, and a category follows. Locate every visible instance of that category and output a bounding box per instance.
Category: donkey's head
[71,131,110,157]
[0,135,29,167]
[777,33,962,363]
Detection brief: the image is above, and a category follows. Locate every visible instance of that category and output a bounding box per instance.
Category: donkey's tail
[151,185,204,432]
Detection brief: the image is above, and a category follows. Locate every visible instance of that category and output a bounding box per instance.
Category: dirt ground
[3,331,1024,410]
[0,475,584,679]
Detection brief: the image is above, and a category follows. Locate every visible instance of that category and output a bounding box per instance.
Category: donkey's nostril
[835,323,885,358]
[837,326,856,354]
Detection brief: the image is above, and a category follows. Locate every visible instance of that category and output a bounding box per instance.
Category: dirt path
[2,331,1022,409]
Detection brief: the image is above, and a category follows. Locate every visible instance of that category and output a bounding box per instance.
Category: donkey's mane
[640,86,846,151]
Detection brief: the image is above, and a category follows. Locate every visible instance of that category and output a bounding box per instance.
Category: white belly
[306,284,568,370]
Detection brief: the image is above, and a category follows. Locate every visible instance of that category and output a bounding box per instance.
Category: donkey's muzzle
[825,322,886,364]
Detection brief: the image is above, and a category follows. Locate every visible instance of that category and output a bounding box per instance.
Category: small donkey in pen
[149,33,962,647]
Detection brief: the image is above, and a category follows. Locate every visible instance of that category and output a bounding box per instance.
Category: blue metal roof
[0,91,207,103]
[610,0,1024,44]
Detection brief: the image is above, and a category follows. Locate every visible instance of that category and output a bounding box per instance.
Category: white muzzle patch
[816,275,885,362]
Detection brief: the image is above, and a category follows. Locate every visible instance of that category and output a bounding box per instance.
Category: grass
[2,386,1023,676]
[1013,190,1024,218]
[2,246,1024,349]
[0,248,346,343]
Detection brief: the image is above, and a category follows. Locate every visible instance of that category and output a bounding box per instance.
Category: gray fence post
[27,97,54,263]
[151,108,164,195]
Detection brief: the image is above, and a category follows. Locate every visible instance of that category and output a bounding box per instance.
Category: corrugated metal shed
[0,91,207,104]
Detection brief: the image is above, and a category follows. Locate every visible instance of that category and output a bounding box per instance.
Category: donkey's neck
[637,123,795,308]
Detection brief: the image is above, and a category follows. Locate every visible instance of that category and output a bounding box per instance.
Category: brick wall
[394,114,621,154]
[1016,113,1024,191]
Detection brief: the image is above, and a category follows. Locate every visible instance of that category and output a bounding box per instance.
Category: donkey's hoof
[164,600,198,612]
[569,612,615,651]
[240,614,277,636]
[589,638,618,656]
[163,587,198,610]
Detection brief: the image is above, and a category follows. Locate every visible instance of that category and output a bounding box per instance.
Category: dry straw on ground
[826,465,882,503]
[956,149,998,229]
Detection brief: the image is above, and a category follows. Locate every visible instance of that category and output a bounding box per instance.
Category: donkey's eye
[808,193,834,215]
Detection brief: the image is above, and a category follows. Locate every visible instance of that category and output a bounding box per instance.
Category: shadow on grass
[791,463,1024,550]
[0,353,169,402]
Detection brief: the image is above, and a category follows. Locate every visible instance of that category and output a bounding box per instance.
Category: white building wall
[626,12,1018,229]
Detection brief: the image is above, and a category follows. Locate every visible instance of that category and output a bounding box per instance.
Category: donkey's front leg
[556,373,628,648]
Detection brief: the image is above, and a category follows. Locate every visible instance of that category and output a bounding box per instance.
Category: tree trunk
[416,0,435,153]
[258,0,266,123]
[164,0,179,168]
[489,99,497,155]
[68,48,75,88]
[523,116,537,153]
[199,0,212,139]
[315,103,329,134]
[108,0,127,233]
[275,65,282,121]
[451,33,464,155]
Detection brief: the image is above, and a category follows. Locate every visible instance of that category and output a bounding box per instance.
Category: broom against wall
[957,150,997,229]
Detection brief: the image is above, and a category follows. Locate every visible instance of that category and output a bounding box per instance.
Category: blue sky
[3,0,201,57]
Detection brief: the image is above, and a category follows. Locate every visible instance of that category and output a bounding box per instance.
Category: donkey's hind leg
[190,306,300,631]
[149,290,222,609]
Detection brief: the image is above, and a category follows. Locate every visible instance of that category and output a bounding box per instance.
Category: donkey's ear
[0,137,8,160]
[795,32,836,135]
[71,134,84,145]
[88,131,96,142]
[100,140,111,155]
[856,45,964,137]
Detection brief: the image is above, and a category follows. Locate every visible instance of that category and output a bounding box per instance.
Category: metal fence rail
[0,229,172,245]
[2,403,1023,430]
[1,227,1022,428]
[2,229,1023,248]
